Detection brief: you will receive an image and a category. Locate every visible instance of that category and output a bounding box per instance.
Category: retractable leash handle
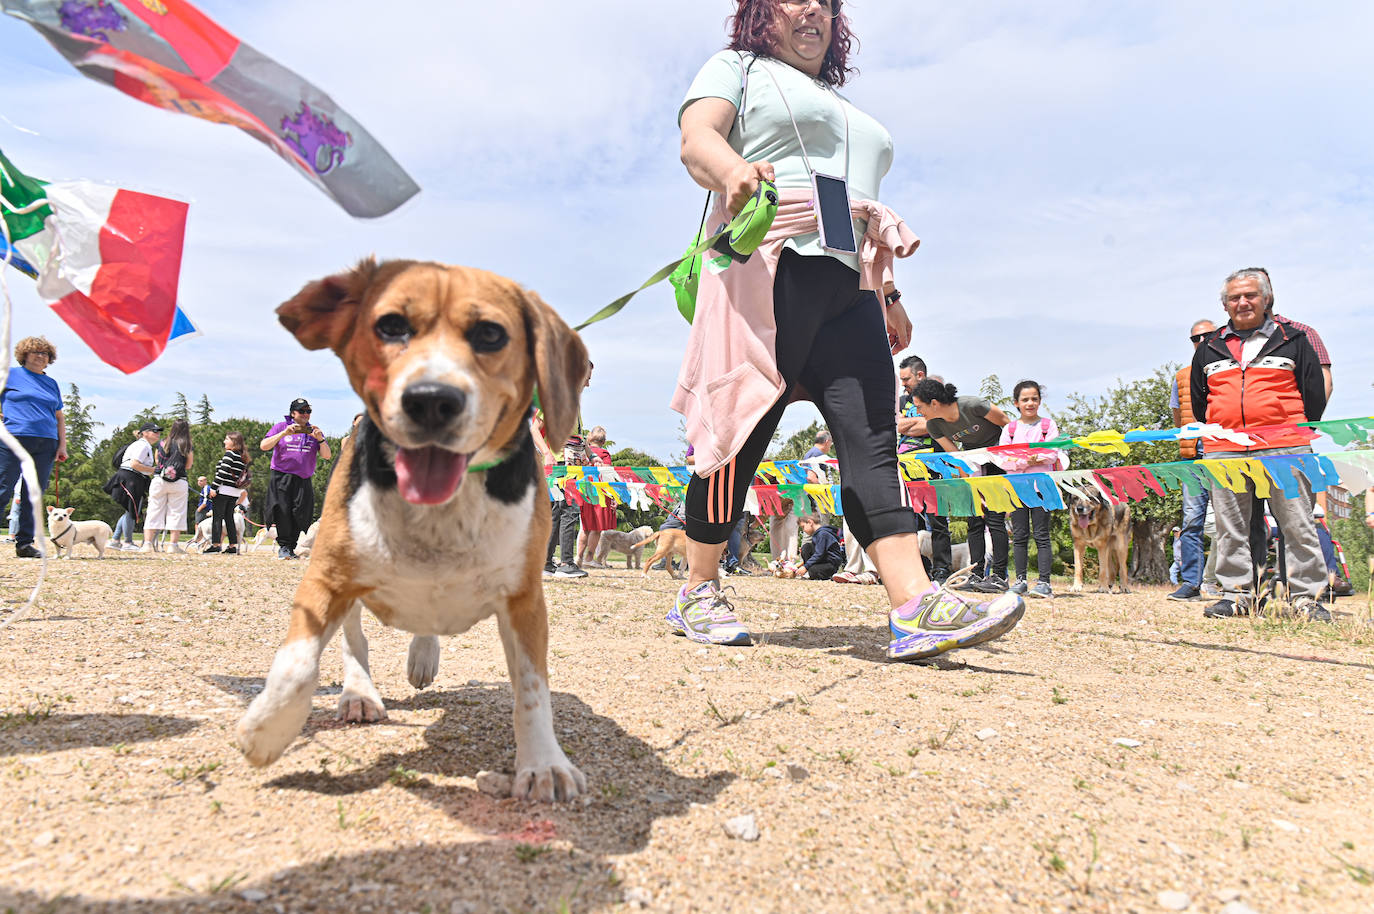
[711,179,779,263]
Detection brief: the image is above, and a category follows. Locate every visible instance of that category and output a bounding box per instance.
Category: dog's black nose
[401,383,466,430]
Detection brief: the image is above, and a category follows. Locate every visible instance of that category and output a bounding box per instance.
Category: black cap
[289,398,312,413]
[139,422,162,433]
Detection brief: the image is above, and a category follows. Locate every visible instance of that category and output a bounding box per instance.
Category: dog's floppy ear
[521,289,589,449]
[277,257,382,352]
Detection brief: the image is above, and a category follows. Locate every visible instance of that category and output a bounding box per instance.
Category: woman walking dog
[669,0,1024,660]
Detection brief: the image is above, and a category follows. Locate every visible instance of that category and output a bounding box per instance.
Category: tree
[62,384,97,456]
[195,394,214,425]
[769,421,824,462]
[171,392,190,422]
[1057,364,1182,583]
[979,374,1014,412]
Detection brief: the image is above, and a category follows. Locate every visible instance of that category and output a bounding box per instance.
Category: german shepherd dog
[1067,492,1131,593]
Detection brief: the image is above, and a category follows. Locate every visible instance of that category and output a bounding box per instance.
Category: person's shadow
[0,683,733,912]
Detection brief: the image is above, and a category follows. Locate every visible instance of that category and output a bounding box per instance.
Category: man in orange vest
[1167,318,1215,602]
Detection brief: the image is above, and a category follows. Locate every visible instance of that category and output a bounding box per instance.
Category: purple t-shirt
[267,417,322,478]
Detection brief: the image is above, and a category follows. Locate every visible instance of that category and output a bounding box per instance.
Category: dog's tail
[631,531,664,550]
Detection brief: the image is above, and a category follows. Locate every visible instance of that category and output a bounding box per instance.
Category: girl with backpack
[205,431,250,554]
[143,418,194,553]
[997,380,1068,598]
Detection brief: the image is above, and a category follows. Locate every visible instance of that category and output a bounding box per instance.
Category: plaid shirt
[1274,313,1330,366]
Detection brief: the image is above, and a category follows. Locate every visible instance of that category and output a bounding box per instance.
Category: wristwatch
[884,289,902,309]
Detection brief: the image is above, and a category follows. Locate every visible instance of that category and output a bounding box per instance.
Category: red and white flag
[2,149,188,374]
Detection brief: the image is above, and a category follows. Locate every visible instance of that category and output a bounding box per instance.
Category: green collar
[468,455,504,474]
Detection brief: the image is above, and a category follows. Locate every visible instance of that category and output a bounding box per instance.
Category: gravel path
[1,551,1371,913]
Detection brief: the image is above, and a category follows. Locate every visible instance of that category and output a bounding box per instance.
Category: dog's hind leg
[407,634,441,690]
[337,602,387,723]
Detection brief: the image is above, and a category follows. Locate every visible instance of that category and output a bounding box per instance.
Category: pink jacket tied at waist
[670,188,919,477]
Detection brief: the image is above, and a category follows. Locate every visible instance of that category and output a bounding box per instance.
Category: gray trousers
[1209,445,1325,600]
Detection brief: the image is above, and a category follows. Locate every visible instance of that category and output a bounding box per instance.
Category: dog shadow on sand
[0,685,733,912]
[264,684,733,852]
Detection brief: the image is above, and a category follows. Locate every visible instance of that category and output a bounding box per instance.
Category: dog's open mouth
[1077,514,1091,529]
[394,446,470,505]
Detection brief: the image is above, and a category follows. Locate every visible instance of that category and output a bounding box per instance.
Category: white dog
[248,524,277,554]
[188,506,247,552]
[295,520,321,557]
[46,506,112,558]
[769,511,800,564]
[592,525,653,568]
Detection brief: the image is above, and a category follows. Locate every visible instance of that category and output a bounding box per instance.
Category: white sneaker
[140,543,155,553]
[170,544,187,554]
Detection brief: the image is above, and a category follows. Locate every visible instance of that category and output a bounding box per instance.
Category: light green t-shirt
[680,50,895,272]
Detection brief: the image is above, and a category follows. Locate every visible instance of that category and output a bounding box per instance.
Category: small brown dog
[636,527,689,578]
[1067,492,1132,593]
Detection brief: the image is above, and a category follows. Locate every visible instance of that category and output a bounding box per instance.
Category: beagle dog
[236,258,590,802]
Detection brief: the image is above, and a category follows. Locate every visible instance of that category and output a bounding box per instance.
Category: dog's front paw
[237,696,311,768]
[512,757,586,803]
[406,635,441,690]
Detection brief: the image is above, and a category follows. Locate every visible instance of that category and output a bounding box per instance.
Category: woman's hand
[723,160,776,216]
[884,296,912,354]
[56,442,68,462]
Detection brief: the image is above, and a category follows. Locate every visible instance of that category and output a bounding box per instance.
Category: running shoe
[971,572,1010,593]
[554,564,589,579]
[666,580,752,646]
[887,567,1025,662]
[1029,580,1053,599]
[1010,577,1028,595]
[1203,597,1251,618]
[1292,597,1332,623]
[1167,585,1203,602]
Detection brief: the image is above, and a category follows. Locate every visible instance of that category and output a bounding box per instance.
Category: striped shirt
[213,450,249,494]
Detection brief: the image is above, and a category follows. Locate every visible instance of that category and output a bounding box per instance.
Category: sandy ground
[0,547,1372,914]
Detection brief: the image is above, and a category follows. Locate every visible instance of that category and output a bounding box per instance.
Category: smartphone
[812,172,857,254]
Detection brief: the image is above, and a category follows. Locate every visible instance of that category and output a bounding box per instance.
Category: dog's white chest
[347,479,533,636]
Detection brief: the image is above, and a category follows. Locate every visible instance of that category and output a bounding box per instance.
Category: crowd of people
[0,376,331,560]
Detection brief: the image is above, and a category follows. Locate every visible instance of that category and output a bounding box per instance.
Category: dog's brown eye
[374,313,413,344]
[468,321,508,352]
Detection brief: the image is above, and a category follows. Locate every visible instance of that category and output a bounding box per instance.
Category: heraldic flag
[1,147,188,374]
[2,0,420,219]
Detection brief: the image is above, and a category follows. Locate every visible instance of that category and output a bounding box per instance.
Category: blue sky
[2,1,1370,460]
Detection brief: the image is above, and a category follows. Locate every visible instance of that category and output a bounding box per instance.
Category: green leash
[573,180,778,331]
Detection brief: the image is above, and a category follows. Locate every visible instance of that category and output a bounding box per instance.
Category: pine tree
[195,394,213,425]
[62,384,97,456]
[172,392,190,422]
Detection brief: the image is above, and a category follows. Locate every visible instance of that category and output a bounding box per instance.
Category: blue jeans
[114,511,135,543]
[0,435,58,548]
[723,516,748,571]
[1177,485,1210,588]
[1316,522,1338,573]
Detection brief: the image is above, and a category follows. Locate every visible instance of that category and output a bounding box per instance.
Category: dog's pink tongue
[1077,515,1091,529]
[394,447,469,505]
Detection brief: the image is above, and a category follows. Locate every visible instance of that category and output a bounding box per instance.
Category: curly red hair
[727,0,857,86]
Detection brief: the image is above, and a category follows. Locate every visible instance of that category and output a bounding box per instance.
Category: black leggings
[211,492,239,546]
[685,250,917,548]
[1010,505,1052,581]
[966,463,1009,578]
